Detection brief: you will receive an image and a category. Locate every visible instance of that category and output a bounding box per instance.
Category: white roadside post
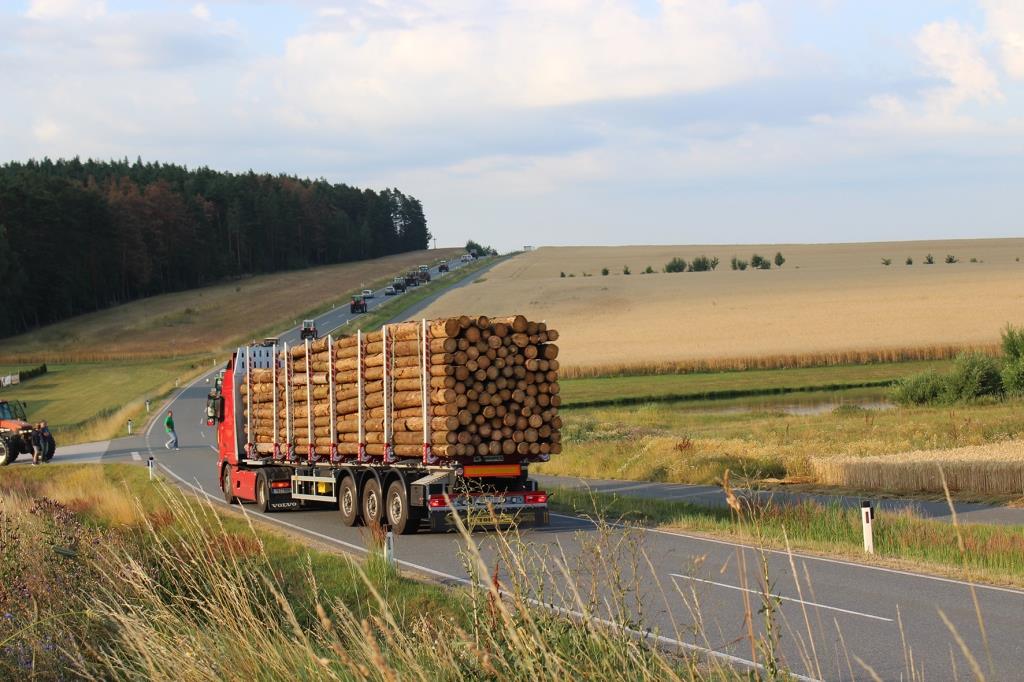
[127,419,133,435]
[861,500,874,554]
[148,456,154,480]
[384,530,395,566]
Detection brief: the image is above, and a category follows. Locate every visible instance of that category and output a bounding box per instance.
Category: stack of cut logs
[240,315,562,462]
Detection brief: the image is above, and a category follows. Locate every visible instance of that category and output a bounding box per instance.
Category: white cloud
[914,19,1002,111]
[31,119,61,142]
[268,0,777,129]
[25,0,105,21]
[191,3,211,22]
[981,0,1024,79]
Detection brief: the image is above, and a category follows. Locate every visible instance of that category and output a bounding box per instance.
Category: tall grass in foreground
[561,343,999,379]
[0,464,1001,680]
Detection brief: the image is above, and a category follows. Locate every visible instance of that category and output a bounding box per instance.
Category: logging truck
[212,316,558,534]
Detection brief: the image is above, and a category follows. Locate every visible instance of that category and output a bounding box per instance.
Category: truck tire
[338,475,359,526]
[361,478,383,527]
[255,472,271,513]
[41,434,56,462]
[222,466,236,504]
[0,438,12,466]
[386,480,421,535]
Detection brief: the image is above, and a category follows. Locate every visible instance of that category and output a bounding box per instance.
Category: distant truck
[438,260,449,273]
[392,277,407,293]
[404,272,420,287]
[300,320,318,341]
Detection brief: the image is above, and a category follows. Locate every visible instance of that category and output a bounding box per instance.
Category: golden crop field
[0,248,460,362]
[420,239,1024,374]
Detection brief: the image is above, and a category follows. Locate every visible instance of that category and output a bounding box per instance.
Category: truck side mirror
[216,396,225,422]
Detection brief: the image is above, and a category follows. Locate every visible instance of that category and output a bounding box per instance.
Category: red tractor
[350,296,368,314]
[0,400,55,465]
[300,320,318,340]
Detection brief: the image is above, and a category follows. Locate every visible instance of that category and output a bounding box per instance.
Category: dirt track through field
[420,240,1024,370]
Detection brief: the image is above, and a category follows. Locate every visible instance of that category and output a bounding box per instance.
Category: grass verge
[549,485,1024,588]
[0,463,764,680]
[2,357,212,443]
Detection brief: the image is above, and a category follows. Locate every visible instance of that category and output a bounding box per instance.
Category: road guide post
[148,456,155,481]
[861,500,874,554]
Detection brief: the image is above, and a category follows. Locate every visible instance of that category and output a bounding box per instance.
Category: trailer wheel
[255,472,271,513]
[0,438,12,466]
[221,466,236,504]
[386,480,420,535]
[338,476,359,526]
[361,478,384,527]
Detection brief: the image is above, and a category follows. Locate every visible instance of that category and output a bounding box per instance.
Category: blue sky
[2,1,1022,250]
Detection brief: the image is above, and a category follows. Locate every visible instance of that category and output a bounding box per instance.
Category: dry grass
[0,248,460,362]
[811,442,1024,496]
[418,239,1024,374]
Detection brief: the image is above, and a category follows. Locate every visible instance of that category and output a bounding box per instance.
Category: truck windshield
[0,404,11,419]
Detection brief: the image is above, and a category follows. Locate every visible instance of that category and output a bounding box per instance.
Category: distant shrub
[623,265,631,275]
[568,273,575,278]
[942,352,1003,402]
[881,258,892,266]
[892,371,947,405]
[945,254,958,264]
[601,267,609,276]
[832,404,866,416]
[730,256,748,271]
[969,257,978,263]
[774,251,785,267]
[1001,324,1024,361]
[905,257,913,265]
[582,272,592,277]
[560,271,566,278]
[688,255,719,272]
[750,254,771,269]
[664,257,687,273]
[1001,360,1024,396]
[644,265,654,274]
[924,254,934,264]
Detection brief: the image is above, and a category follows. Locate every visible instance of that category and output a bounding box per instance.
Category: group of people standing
[29,420,52,465]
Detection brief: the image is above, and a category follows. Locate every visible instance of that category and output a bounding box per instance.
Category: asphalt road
[40,254,1024,681]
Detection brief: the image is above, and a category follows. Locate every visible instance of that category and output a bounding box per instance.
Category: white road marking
[156,462,820,682]
[671,574,893,622]
[201,431,206,438]
[549,513,1024,596]
[130,451,141,461]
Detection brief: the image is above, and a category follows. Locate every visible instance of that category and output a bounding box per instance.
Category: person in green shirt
[164,410,178,450]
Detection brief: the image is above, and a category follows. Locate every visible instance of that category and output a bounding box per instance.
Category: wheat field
[419,239,1024,372]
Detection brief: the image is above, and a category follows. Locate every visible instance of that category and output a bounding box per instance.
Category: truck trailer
[210,316,559,533]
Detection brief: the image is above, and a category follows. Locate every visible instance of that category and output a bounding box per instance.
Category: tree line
[0,158,431,337]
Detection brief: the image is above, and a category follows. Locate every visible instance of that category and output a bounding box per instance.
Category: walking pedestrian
[164,410,179,450]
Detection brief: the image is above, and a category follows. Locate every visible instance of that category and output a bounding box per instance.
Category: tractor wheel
[41,434,56,462]
[0,438,12,466]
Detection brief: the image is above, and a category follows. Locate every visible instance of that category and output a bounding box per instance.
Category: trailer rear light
[428,495,448,508]
[271,481,291,489]
[524,492,548,505]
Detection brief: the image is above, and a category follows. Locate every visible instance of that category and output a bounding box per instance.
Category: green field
[0,358,207,442]
[559,359,951,406]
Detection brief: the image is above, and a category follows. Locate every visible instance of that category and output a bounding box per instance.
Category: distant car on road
[362,289,374,299]
[300,319,318,340]
[350,296,367,314]
[438,260,449,273]
[384,286,397,296]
